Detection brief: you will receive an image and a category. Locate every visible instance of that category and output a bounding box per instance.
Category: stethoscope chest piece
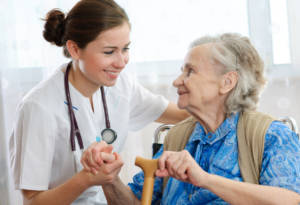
[101,128,117,144]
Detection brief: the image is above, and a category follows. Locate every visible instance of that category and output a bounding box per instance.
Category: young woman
[9,0,188,204]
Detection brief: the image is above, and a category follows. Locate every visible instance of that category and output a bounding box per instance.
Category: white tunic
[9,64,168,204]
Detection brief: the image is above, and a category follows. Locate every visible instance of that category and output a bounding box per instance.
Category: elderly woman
[83,33,300,204]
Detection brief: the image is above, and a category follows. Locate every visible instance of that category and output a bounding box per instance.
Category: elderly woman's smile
[173,44,228,124]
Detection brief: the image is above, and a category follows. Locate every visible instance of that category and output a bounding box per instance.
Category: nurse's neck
[68,65,99,111]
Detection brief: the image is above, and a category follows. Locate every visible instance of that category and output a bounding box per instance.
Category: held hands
[155,150,209,188]
[80,141,124,186]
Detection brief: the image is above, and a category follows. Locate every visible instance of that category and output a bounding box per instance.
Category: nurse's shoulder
[18,64,66,111]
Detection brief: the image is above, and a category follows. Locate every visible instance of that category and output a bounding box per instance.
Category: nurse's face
[77,22,130,87]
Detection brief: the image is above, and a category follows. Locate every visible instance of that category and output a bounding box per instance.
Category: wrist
[78,169,94,188]
[102,176,120,188]
[201,172,214,189]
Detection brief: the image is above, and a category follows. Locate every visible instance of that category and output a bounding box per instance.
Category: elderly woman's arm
[156,150,300,205]
[203,173,300,205]
[102,177,140,205]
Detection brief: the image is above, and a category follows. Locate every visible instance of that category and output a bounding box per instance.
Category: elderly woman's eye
[187,68,193,76]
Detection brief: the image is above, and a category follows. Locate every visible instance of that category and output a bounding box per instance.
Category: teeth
[107,71,118,74]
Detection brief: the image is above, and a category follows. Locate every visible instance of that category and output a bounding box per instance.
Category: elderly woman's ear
[219,71,238,94]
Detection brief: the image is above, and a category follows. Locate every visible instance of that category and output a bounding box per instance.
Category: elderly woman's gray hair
[190,33,266,115]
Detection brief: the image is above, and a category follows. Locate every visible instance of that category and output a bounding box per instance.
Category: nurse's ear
[66,40,80,60]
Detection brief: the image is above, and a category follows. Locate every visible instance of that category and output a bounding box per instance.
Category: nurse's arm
[22,170,97,205]
[156,102,189,124]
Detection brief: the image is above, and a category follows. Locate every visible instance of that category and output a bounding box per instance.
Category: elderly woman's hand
[81,140,116,175]
[156,150,209,187]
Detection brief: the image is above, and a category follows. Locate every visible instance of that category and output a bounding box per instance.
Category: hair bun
[43,9,66,46]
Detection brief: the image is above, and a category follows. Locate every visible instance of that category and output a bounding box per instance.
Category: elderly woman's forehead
[190,43,214,52]
[185,43,214,60]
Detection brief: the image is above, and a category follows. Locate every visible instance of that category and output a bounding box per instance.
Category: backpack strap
[237,111,275,184]
[162,111,275,191]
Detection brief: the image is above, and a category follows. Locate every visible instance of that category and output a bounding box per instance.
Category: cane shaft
[135,157,158,205]
[141,177,155,205]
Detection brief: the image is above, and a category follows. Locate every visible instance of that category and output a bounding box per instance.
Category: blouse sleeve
[9,100,56,190]
[259,121,300,194]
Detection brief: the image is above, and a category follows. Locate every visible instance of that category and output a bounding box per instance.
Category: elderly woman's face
[173,44,223,111]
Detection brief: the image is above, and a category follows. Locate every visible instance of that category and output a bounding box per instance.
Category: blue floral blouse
[128,113,300,204]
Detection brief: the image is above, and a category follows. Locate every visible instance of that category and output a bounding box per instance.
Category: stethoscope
[64,62,117,151]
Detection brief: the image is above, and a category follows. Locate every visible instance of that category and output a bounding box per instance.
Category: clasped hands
[80,141,208,187]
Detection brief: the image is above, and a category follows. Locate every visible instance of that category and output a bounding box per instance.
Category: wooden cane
[135,156,158,205]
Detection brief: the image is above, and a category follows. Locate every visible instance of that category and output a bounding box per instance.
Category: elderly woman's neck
[190,106,226,134]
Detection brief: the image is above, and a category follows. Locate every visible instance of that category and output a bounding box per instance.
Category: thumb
[102,145,113,154]
[100,152,116,163]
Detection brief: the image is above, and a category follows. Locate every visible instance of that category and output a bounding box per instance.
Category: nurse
[9,0,188,204]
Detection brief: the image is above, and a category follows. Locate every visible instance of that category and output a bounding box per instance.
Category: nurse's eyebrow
[103,42,131,49]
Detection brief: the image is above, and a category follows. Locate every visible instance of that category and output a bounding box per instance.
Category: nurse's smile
[104,69,120,80]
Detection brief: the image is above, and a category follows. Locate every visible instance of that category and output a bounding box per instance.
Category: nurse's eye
[122,47,130,52]
[104,50,114,55]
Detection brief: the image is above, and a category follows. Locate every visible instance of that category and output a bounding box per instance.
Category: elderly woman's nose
[173,73,184,87]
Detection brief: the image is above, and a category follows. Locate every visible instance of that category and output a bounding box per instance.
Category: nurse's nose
[113,52,128,69]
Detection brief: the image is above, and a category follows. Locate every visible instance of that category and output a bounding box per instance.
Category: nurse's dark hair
[42,0,130,58]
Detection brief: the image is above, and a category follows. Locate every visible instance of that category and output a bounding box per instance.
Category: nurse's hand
[81,141,115,175]
[155,150,209,188]
[85,152,124,186]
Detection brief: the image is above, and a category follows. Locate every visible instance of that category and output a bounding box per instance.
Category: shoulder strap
[162,111,275,190]
[163,116,197,151]
[162,116,197,189]
[237,111,275,184]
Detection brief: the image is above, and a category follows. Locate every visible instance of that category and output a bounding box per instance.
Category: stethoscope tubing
[64,62,117,151]
[65,62,84,151]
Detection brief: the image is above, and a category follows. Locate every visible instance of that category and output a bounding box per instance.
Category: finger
[175,161,188,180]
[100,152,116,163]
[87,148,100,169]
[155,169,169,177]
[91,167,98,175]
[81,153,91,172]
[113,152,119,160]
[105,153,124,172]
[82,149,98,171]
[170,153,185,175]
[102,145,113,154]
[92,148,103,166]
[91,141,109,166]
[158,151,171,170]
[95,141,108,152]
[81,141,109,171]
[165,155,177,176]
